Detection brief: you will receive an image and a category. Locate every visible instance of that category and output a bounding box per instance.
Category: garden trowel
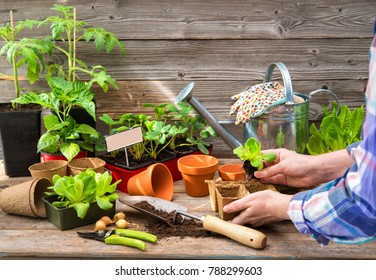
[118,195,267,249]
[118,195,187,227]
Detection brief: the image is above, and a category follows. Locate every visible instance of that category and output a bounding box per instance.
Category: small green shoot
[233,137,276,171]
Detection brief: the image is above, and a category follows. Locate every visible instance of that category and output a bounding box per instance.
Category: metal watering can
[175,62,339,153]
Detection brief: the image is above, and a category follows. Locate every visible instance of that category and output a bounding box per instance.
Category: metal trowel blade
[118,195,188,227]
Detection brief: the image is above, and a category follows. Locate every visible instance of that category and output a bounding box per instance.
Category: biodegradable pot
[43,195,115,231]
[28,160,68,182]
[215,184,249,221]
[0,178,51,218]
[177,154,218,197]
[68,157,106,175]
[127,163,174,201]
[218,163,246,181]
[207,178,278,220]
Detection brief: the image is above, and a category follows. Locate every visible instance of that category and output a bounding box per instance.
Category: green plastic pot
[43,195,115,231]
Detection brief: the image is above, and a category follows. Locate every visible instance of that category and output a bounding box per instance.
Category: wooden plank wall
[1,0,375,158]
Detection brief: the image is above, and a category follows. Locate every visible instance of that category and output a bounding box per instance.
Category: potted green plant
[167,101,217,155]
[233,137,276,179]
[0,11,53,176]
[43,168,120,230]
[307,102,364,155]
[14,76,105,162]
[12,4,125,162]
[98,101,218,192]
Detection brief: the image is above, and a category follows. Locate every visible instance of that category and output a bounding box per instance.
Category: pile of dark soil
[134,201,218,239]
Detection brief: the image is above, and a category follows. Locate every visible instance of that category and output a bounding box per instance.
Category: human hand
[222,190,292,227]
[229,81,286,125]
[254,148,354,188]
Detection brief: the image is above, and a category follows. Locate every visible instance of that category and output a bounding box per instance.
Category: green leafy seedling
[233,137,276,172]
[47,168,120,219]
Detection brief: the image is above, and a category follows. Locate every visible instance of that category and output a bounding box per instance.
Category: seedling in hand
[233,137,276,179]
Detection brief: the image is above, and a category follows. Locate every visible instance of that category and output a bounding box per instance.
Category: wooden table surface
[0,159,375,260]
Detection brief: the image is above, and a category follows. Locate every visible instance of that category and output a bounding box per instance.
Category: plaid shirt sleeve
[287,33,376,246]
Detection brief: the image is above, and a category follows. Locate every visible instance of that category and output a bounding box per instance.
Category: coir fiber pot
[29,160,68,182]
[68,157,106,176]
[0,178,51,218]
[127,163,174,201]
[177,154,218,197]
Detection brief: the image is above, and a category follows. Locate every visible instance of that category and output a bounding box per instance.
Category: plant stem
[72,8,76,81]
[10,10,19,110]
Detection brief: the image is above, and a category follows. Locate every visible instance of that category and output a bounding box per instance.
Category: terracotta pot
[0,178,51,218]
[127,163,174,201]
[218,163,245,181]
[68,157,106,176]
[177,154,218,197]
[29,160,68,182]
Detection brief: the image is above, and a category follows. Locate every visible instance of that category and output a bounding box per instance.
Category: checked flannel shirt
[287,31,376,246]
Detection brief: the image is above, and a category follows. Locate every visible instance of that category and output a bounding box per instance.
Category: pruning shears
[77,228,157,251]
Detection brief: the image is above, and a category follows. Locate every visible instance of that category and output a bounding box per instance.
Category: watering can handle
[309,89,340,115]
[264,62,294,104]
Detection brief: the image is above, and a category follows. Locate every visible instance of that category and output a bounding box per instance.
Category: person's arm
[288,35,376,245]
[254,149,354,188]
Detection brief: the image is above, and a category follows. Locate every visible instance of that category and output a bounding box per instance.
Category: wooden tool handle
[202,215,267,249]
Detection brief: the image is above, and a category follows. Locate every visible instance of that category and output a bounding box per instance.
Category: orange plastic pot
[218,163,245,181]
[127,163,174,201]
[177,154,218,197]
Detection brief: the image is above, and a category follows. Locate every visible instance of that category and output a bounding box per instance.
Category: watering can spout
[175,82,242,151]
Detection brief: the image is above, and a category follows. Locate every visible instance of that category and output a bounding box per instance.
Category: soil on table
[133,201,219,239]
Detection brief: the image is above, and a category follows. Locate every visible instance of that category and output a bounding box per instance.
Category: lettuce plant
[46,168,120,219]
[307,102,364,155]
[233,137,276,178]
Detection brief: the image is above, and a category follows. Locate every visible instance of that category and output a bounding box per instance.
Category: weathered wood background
[1,0,375,158]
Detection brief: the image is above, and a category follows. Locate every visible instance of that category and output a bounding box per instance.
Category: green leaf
[93,32,105,52]
[75,124,98,137]
[244,137,261,159]
[262,153,276,162]
[60,142,80,162]
[37,132,60,153]
[73,202,90,219]
[44,114,68,131]
[250,156,263,170]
